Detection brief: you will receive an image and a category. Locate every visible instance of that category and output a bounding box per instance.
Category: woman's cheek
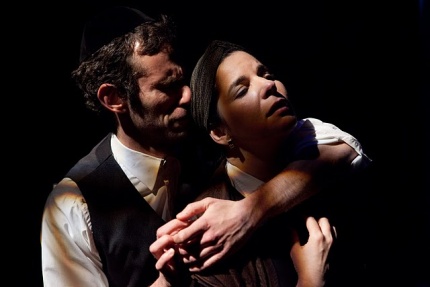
[275,80,288,98]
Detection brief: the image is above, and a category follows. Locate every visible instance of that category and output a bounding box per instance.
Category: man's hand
[155,143,361,272]
[157,197,259,271]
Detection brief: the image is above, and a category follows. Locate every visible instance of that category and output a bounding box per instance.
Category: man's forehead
[135,53,183,83]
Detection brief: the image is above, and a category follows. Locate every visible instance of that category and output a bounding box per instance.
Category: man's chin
[171,118,191,132]
[168,128,190,142]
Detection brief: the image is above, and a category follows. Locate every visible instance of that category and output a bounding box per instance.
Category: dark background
[20,0,428,286]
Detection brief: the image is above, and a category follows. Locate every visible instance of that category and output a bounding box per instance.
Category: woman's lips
[267,98,291,117]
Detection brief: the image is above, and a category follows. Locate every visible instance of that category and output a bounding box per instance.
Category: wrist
[243,190,271,228]
[296,278,325,287]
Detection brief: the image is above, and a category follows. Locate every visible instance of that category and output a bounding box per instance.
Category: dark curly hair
[71,14,179,130]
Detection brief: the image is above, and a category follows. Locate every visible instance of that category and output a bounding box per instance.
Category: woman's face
[214,51,297,147]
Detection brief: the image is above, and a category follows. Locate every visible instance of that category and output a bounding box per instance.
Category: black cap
[79,6,154,62]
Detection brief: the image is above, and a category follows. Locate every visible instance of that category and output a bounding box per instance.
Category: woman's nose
[262,78,277,99]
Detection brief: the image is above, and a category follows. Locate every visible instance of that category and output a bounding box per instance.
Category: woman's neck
[226,144,290,182]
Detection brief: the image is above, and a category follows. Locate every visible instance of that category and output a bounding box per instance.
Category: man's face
[129,50,192,150]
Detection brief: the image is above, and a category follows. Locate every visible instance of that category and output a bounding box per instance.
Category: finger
[177,246,199,266]
[305,216,320,233]
[150,235,175,260]
[177,236,200,249]
[175,198,211,221]
[155,248,175,271]
[176,239,201,263]
[317,217,331,233]
[172,217,206,244]
[317,217,333,241]
[180,243,223,265]
[156,219,189,238]
[198,243,223,259]
[188,252,224,272]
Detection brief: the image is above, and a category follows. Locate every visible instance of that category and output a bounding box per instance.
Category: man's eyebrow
[159,69,184,85]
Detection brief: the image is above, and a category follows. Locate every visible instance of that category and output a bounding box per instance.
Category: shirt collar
[110,134,163,190]
[226,161,264,196]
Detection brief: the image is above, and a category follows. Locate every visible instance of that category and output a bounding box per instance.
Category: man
[41,6,370,287]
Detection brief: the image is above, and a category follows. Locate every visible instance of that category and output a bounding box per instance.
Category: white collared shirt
[111,134,179,220]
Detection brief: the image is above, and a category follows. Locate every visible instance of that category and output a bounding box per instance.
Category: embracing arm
[245,142,358,227]
[159,142,360,271]
[161,110,371,272]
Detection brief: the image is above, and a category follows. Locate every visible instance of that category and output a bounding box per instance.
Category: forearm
[245,143,357,227]
[244,159,322,227]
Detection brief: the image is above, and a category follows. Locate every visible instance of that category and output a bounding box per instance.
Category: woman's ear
[209,126,229,146]
[97,83,127,113]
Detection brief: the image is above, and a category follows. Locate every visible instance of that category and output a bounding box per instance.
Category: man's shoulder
[66,134,114,181]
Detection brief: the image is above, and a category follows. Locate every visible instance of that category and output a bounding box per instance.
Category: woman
[150,40,370,286]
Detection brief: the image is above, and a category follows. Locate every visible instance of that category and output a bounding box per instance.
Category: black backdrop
[21,0,429,286]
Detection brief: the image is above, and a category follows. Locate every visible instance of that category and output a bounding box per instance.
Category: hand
[149,235,180,287]
[290,216,335,287]
[154,218,200,264]
[157,197,259,271]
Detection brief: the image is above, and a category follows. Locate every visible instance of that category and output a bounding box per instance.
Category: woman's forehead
[219,51,261,74]
[224,50,257,64]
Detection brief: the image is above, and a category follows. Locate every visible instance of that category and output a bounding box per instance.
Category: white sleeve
[291,118,372,171]
[41,178,108,287]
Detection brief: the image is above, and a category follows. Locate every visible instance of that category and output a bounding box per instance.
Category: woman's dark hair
[190,40,247,132]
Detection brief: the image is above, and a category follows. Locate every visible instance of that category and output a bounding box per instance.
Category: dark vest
[66,134,163,287]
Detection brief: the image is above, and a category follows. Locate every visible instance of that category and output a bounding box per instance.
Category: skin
[151,50,348,285]
[151,216,334,287]
[157,45,356,268]
[166,142,354,271]
[101,45,192,286]
[291,217,334,287]
[93,38,340,287]
[99,46,192,158]
[211,50,297,180]
[43,12,357,286]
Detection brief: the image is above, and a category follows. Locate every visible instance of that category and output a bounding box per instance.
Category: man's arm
[41,180,108,286]
[158,143,363,271]
[245,142,358,225]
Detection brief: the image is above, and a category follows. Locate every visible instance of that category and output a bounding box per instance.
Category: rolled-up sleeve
[291,117,372,171]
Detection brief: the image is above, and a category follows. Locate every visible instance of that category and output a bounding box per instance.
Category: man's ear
[97,83,127,113]
[209,126,229,146]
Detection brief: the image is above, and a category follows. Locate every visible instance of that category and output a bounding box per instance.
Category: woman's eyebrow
[228,75,247,95]
[257,63,269,75]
